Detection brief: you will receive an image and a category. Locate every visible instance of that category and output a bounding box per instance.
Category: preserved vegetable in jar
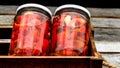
[9,3,52,56]
[50,4,91,56]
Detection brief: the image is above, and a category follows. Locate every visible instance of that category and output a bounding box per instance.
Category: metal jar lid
[54,4,91,18]
[16,3,52,17]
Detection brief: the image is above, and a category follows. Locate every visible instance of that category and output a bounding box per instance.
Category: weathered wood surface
[0,15,14,26]
[87,8,120,18]
[94,28,120,41]
[91,18,120,28]
[0,39,10,43]
[102,54,120,67]
[0,15,120,28]
[95,41,120,52]
[0,5,120,68]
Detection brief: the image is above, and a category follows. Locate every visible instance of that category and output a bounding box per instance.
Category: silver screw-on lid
[54,4,91,18]
[16,3,52,17]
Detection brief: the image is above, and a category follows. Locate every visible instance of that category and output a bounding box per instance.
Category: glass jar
[50,4,91,56]
[9,3,52,56]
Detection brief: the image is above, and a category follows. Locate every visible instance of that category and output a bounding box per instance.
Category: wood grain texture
[91,18,120,28]
[101,54,120,68]
[0,15,120,28]
[0,39,10,43]
[94,28,120,41]
[0,5,17,14]
[0,15,14,26]
[87,8,120,18]
[95,41,120,52]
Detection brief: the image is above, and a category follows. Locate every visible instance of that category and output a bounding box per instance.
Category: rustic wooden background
[0,5,120,68]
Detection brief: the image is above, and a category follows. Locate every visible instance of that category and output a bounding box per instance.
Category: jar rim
[54,4,91,18]
[16,3,52,17]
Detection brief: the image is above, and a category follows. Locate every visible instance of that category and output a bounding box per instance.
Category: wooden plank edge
[100,52,120,54]
[0,56,97,59]
[0,26,13,28]
[92,16,120,19]
[1,26,120,29]
[0,39,10,43]
[93,27,120,29]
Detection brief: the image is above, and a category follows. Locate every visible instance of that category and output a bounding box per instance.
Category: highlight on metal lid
[54,4,91,18]
[16,3,52,17]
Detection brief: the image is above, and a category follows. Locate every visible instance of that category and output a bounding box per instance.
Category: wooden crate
[0,6,107,68]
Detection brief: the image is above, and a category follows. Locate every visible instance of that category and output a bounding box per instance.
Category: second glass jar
[50,4,91,56]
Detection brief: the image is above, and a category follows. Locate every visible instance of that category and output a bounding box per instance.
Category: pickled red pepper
[9,12,51,56]
[51,11,90,56]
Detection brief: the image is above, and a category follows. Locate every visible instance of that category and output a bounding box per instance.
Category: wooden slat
[87,8,120,18]
[100,52,120,54]
[0,5,17,14]
[0,15,14,26]
[91,18,120,29]
[101,54,120,67]
[95,41,120,52]
[0,39,10,43]
[0,15,120,28]
[94,28,120,41]
[0,26,13,28]
[0,5,120,18]
[0,56,97,58]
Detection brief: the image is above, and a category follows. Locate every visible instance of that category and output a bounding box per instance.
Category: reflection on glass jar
[9,3,52,56]
[50,4,91,56]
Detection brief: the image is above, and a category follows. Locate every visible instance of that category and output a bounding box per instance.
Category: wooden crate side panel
[0,58,90,68]
[90,59,103,68]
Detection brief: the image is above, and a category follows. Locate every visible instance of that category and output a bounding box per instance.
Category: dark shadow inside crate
[0,43,9,55]
[0,28,12,39]
[87,38,92,56]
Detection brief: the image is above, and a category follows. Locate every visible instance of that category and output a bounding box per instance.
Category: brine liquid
[51,12,90,56]
[9,13,51,56]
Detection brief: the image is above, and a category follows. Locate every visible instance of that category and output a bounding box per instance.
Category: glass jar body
[9,8,51,56]
[51,10,91,56]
